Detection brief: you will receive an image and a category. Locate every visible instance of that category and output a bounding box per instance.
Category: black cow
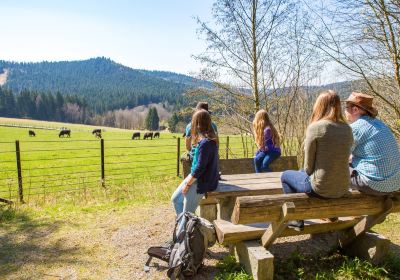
[29,130,36,137]
[153,132,160,138]
[92,129,101,134]
[143,132,153,140]
[132,132,140,140]
[59,129,71,138]
[94,131,102,139]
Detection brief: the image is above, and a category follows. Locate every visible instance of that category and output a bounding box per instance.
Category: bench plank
[221,172,282,180]
[214,218,362,244]
[231,192,400,225]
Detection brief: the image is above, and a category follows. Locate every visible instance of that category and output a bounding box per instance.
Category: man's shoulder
[185,123,192,135]
[211,122,218,132]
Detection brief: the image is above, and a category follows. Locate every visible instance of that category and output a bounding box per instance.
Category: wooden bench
[181,156,298,178]
[213,191,400,280]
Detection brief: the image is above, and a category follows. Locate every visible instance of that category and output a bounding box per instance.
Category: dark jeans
[254,151,280,173]
[281,170,314,194]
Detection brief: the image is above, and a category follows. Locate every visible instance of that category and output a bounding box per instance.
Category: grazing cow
[59,129,71,138]
[94,131,102,139]
[92,129,101,135]
[29,130,36,137]
[132,132,140,140]
[153,132,160,138]
[143,132,153,140]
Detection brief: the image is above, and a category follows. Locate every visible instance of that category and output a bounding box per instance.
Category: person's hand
[182,183,191,194]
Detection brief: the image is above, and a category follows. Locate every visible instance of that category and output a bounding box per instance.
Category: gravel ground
[4,203,394,279]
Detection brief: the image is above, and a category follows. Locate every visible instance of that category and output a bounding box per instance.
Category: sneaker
[287,220,304,231]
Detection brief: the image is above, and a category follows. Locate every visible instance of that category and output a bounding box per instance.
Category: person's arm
[191,141,210,179]
[303,125,317,175]
[182,174,196,194]
[182,141,211,194]
[185,137,192,151]
[185,125,192,151]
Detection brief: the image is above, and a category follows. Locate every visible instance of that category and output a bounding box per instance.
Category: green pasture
[0,118,261,203]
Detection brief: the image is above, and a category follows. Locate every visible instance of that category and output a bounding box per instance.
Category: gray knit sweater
[304,120,353,198]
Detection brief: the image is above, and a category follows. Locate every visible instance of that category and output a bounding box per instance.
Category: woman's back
[304,120,353,198]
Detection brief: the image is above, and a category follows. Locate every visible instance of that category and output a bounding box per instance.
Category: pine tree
[145,107,160,130]
[152,108,159,130]
[145,107,154,130]
[168,113,179,132]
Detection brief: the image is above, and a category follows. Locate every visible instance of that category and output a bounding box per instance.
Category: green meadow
[0,117,256,204]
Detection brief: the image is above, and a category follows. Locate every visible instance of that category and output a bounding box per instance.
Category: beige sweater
[304,120,353,198]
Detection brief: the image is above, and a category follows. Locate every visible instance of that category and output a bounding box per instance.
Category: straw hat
[344,92,378,117]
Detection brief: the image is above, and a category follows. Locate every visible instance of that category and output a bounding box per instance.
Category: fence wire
[0,136,263,202]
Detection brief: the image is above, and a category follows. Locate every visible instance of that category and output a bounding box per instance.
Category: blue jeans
[171,176,204,234]
[254,151,281,173]
[281,170,314,194]
[171,176,204,215]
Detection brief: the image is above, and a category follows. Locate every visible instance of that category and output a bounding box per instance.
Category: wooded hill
[0,57,211,113]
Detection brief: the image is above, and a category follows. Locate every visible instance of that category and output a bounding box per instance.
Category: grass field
[0,117,258,204]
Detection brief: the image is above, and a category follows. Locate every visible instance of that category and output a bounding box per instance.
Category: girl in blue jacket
[171,109,219,221]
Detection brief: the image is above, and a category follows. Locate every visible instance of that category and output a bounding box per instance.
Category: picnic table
[206,172,400,280]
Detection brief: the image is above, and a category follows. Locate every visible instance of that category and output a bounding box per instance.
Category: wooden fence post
[15,140,24,203]
[177,137,181,177]
[226,136,229,159]
[101,139,105,188]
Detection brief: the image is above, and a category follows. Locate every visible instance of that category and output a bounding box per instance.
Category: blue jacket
[190,138,219,194]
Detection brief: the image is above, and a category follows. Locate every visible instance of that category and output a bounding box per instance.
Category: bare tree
[307,0,400,137]
[195,0,294,112]
[194,0,321,156]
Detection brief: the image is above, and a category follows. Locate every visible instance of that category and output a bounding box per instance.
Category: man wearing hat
[344,92,400,195]
[184,102,218,155]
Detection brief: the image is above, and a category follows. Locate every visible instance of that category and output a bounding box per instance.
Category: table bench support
[233,240,274,280]
[339,197,393,248]
[261,202,295,248]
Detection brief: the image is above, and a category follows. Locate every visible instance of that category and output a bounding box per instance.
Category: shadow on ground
[0,205,87,278]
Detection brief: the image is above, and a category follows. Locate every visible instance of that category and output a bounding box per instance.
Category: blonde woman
[281,90,353,230]
[253,110,281,173]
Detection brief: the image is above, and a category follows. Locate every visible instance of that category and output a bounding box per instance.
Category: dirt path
[0,204,229,279]
[1,203,399,279]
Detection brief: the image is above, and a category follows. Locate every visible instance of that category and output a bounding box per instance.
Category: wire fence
[0,136,271,204]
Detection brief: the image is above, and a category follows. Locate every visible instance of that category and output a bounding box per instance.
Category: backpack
[145,211,216,279]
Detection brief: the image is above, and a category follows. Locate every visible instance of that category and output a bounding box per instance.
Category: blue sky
[1,0,214,75]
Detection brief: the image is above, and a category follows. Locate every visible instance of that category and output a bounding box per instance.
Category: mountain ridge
[0,57,211,113]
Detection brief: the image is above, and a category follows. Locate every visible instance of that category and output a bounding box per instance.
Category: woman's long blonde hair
[252,109,280,149]
[310,90,346,123]
[191,109,219,145]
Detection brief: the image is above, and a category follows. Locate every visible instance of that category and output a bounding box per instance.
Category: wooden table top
[207,172,284,198]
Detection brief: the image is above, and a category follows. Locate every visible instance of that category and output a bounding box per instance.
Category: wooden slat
[214,217,362,244]
[221,172,282,181]
[231,192,400,225]
[205,172,283,198]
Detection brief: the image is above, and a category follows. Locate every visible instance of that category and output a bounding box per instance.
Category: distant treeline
[0,57,192,113]
[0,87,89,124]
